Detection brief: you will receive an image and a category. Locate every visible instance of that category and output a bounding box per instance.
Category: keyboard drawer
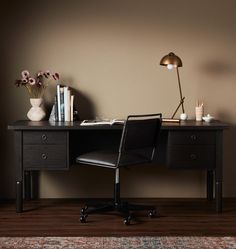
[168,131,215,145]
[23,145,68,170]
[23,131,67,145]
[167,145,215,169]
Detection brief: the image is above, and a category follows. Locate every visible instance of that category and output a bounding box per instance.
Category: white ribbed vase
[27,98,46,121]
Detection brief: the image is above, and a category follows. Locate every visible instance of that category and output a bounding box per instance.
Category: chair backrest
[117,113,162,166]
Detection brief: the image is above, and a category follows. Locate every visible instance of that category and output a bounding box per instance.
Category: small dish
[202,114,214,123]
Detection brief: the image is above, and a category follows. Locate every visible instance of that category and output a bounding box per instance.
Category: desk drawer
[23,145,68,169]
[168,131,215,145]
[23,131,67,145]
[167,145,215,169]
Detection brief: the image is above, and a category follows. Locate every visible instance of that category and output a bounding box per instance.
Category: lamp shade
[160,52,183,67]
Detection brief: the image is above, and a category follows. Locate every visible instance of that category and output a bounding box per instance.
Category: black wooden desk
[8,120,229,213]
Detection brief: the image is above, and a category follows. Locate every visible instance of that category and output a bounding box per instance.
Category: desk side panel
[167,130,217,170]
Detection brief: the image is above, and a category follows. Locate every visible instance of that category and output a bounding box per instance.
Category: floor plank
[0,198,236,236]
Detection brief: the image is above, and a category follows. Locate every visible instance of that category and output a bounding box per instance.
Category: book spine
[60,87,64,121]
[64,86,70,122]
[70,95,74,121]
[56,84,61,121]
[54,95,58,121]
[67,89,71,121]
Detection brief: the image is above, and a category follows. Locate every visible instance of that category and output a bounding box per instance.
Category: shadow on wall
[73,89,96,120]
[0,40,11,198]
[44,87,96,121]
[199,59,235,78]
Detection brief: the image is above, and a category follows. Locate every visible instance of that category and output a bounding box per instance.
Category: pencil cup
[195,106,203,121]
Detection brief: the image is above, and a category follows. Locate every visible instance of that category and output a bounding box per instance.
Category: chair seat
[76,150,151,168]
[76,151,118,168]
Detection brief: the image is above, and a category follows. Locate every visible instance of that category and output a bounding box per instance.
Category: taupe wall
[1,0,236,198]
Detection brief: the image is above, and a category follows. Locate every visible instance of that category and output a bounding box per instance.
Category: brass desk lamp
[160,52,185,119]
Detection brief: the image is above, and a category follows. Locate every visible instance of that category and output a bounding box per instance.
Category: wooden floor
[0,198,236,237]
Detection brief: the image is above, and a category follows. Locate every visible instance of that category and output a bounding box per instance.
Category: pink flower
[28,77,36,85]
[21,70,30,79]
[53,73,59,80]
[37,71,43,77]
[44,70,51,78]
[22,78,28,84]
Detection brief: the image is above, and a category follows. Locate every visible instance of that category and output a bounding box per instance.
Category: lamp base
[162,118,180,123]
[180,113,188,120]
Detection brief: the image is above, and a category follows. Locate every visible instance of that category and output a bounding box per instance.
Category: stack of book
[50,84,75,122]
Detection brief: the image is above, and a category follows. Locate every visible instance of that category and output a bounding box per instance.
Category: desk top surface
[8,120,230,131]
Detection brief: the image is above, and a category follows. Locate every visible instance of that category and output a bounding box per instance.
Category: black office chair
[76,113,162,225]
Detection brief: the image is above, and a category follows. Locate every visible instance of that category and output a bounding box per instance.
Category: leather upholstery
[76,150,151,168]
[76,151,118,168]
[76,114,162,169]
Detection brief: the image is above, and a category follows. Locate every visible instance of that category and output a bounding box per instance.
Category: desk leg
[215,131,223,213]
[24,171,32,200]
[216,181,222,213]
[207,170,214,201]
[16,181,23,213]
[15,131,23,213]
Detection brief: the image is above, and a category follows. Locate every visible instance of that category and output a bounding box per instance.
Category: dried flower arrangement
[15,70,59,98]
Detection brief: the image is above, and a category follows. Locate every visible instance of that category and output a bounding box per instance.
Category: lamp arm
[171,97,185,119]
[176,67,185,113]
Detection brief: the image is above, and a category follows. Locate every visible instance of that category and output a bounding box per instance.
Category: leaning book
[80,119,125,126]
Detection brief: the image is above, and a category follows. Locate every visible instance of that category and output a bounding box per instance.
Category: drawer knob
[41,153,47,160]
[190,134,197,141]
[42,134,47,141]
[190,154,197,160]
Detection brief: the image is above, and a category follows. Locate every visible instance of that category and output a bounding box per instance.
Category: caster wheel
[80,207,87,215]
[80,215,87,223]
[148,209,156,218]
[123,216,131,225]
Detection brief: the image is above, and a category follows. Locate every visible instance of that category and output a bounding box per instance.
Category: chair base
[80,201,157,225]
